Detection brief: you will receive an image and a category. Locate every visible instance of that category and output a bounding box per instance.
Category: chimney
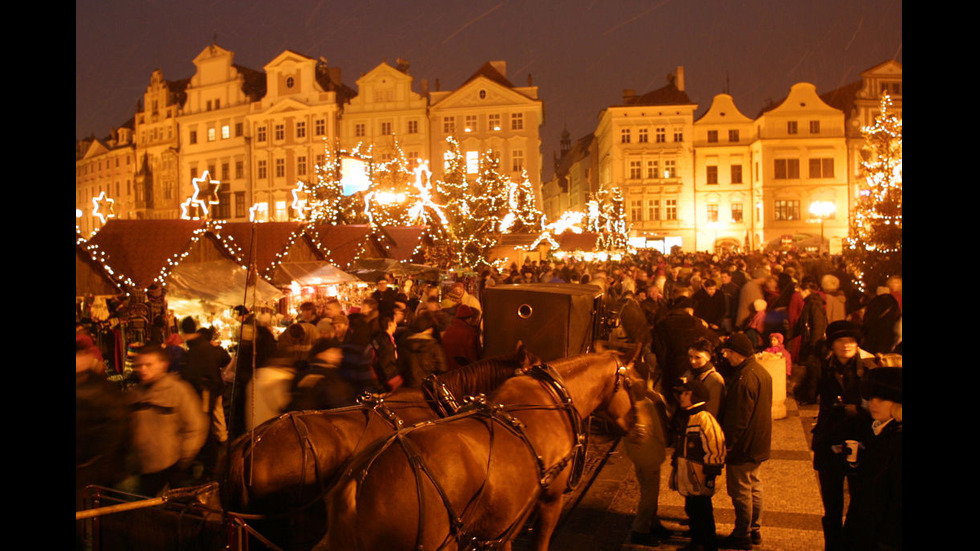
[490,60,507,77]
[623,89,636,103]
[675,66,685,92]
[421,79,429,98]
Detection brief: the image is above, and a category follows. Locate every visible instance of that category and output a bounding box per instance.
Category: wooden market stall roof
[377,226,431,263]
[212,221,323,278]
[305,224,387,270]
[86,219,212,289]
[84,219,248,291]
[76,241,122,297]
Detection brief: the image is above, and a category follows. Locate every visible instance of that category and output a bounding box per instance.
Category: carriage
[77,284,638,551]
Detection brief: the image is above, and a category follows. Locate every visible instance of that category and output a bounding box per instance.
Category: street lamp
[809,201,836,253]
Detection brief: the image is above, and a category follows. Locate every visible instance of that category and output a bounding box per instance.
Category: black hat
[826,320,861,345]
[720,332,755,357]
[673,377,710,404]
[863,367,902,403]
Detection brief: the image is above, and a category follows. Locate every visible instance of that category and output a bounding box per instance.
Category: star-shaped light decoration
[192,170,221,205]
[249,203,263,222]
[180,195,209,220]
[291,181,310,220]
[92,191,117,224]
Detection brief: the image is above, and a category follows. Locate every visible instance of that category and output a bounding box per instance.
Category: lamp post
[808,201,836,253]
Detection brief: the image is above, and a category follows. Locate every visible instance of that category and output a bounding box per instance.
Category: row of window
[786,120,822,135]
[706,129,741,143]
[628,198,833,224]
[621,127,683,144]
[444,113,524,134]
[774,158,834,179]
[255,119,328,142]
[189,122,245,144]
[627,159,679,179]
[353,119,419,137]
[628,198,680,222]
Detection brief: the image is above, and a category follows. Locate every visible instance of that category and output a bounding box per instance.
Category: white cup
[844,439,860,463]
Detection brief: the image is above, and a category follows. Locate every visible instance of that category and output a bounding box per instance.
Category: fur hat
[826,320,861,345]
[863,366,902,403]
[721,332,756,357]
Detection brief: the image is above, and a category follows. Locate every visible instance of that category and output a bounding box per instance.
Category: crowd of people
[76,247,901,551]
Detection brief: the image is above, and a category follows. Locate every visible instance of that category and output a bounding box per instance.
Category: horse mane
[422,345,540,415]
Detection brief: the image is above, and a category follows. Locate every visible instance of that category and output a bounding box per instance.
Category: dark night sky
[76,0,902,176]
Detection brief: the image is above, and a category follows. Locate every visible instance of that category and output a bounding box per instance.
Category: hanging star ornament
[291,181,310,220]
[192,170,222,205]
[92,191,117,224]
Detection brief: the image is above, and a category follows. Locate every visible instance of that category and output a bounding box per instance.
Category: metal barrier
[75,483,284,551]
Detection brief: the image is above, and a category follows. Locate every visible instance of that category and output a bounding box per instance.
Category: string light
[844,93,902,292]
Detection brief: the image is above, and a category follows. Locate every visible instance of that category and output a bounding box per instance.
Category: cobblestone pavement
[516,396,825,551]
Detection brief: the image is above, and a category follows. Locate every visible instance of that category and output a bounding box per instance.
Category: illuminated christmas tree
[844,93,902,293]
[365,140,418,226]
[306,140,348,225]
[504,168,544,233]
[592,186,630,251]
[429,138,510,268]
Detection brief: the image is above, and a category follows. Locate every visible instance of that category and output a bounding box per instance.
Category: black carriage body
[481,284,604,362]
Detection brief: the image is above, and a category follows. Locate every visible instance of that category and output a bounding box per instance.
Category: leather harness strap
[356,363,609,550]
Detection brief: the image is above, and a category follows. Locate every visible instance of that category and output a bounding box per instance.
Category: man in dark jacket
[692,278,727,333]
[182,326,231,479]
[719,332,773,549]
[811,321,876,551]
[652,297,718,407]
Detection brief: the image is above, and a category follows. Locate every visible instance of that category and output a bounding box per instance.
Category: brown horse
[222,345,540,550]
[318,351,636,551]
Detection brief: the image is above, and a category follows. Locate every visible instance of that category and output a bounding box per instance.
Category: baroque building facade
[543,62,900,254]
[76,47,544,237]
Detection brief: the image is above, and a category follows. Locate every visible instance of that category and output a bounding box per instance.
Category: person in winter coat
[441,305,482,371]
[671,378,726,551]
[682,337,726,419]
[790,281,829,403]
[127,345,208,497]
[652,297,719,407]
[624,383,673,547]
[287,338,357,412]
[719,332,773,550]
[811,320,877,551]
[842,366,902,551]
[76,338,130,512]
[861,287,903,355]
[397,311,448,387]
[369,315,402,391]
[692,279,727,333]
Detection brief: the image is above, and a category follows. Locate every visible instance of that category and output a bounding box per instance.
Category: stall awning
[272,261,361,287]
[165,260,282,312]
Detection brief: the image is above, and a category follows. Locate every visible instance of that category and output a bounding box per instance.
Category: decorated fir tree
[305,140,348,225]
[365,140,418,226]
[844,93,902,293]
[504,168,544,233]
[591,186,630,251]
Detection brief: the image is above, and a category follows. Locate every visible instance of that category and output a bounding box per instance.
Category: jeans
[726,461,763,537]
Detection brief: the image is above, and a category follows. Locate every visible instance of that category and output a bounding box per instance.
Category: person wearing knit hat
[718,332,773,549]
[811,319,877,551]
[720,332,756,358]
[671,376,726,551]
[842,366,902,550]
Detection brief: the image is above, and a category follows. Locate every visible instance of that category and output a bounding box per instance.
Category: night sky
[76,0,902,176]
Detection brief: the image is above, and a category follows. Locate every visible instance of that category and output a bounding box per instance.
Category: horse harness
[350,362,630,551]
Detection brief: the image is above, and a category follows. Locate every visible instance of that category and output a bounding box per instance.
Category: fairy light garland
[844,93,902,292]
